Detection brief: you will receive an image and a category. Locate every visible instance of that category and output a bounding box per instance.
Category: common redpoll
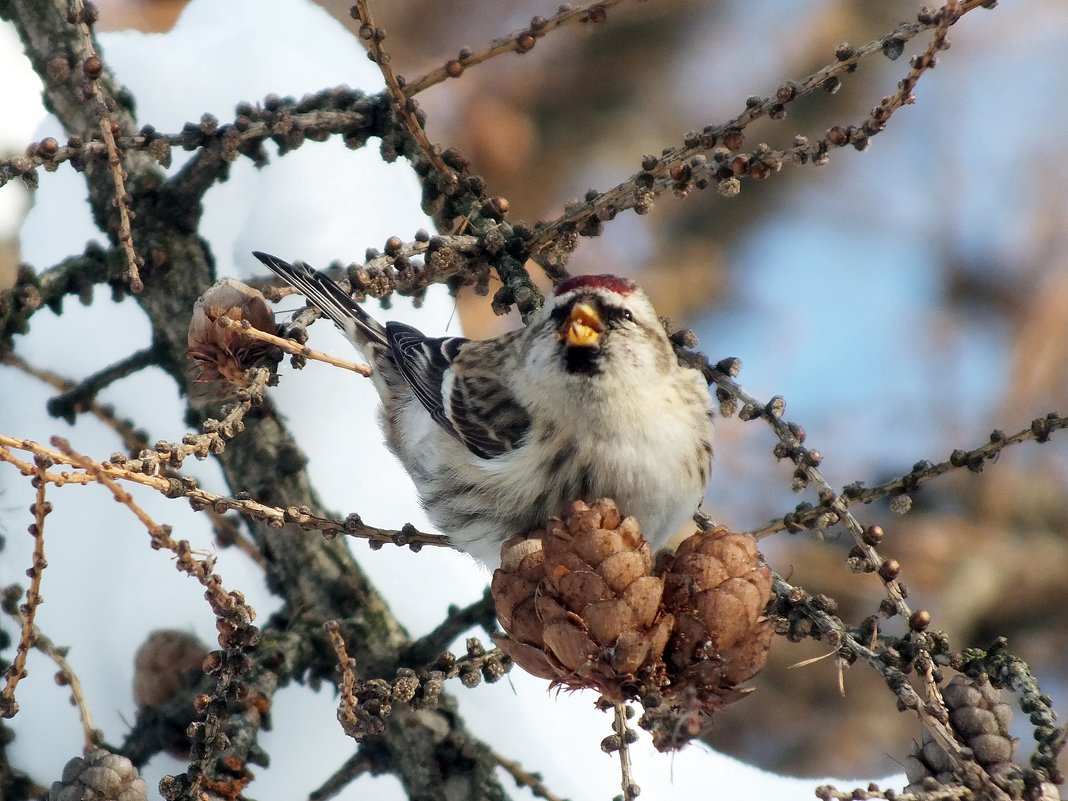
[253,251,714,567]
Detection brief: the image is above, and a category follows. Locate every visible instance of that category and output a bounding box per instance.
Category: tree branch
[44,345,160,423]
[526,0,995,263]
[748,413,1068,540]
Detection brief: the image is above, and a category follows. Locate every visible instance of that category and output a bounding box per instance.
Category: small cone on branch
[132,629,210,758]
[133,629,210,708]
[659,525,773,693]
[492,499,773,749]
[903,673,1019,794]
[492,499,673,701]
[641,525,773,750]
[47,748,148,801]
[187,278,277,387]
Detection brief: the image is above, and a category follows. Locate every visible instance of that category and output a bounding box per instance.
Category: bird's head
[541,274,667,376]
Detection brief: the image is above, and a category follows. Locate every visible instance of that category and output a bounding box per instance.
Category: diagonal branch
[44,345,160,423]
[0,458,51,721]
[353,0,456,188]
[402,0,625,96]
[400,589,496,668]
[526,0,994,263]
[748,413,1068,539]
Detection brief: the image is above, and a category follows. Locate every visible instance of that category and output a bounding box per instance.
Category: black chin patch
[563,345,602,374]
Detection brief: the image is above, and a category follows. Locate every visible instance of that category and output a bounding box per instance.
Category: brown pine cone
[640,526,773,750]
[187,278,277,386]
[47,748,148,801]
[492,501,774,751]
[903,673,1018,794]
[659,526,773,690]
[491,499,674,701]
[132,630,211,758]
[133,629,210,708]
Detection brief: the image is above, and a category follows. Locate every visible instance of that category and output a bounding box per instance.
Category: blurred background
[2,0,1066,785]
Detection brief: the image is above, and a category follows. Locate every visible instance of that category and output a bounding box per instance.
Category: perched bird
[253,251,714,567]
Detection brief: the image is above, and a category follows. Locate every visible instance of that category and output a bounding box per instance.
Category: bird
[253,251,714,567]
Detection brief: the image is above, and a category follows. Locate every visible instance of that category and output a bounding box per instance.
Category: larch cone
[492,499,773,750]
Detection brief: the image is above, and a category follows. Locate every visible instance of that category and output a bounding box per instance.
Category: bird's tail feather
[252,251,386,348]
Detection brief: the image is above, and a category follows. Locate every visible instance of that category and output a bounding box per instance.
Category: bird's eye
[622,309,634,322]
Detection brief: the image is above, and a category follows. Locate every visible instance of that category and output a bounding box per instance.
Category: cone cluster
[491,499,772,749]
[48,749,147,801]
[904,674,1016,793]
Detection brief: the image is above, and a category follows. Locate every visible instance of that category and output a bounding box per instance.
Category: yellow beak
[558,302,604,348]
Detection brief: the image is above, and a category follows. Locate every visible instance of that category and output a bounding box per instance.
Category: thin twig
[613,703,639,801]
[68,0,142,292]
[308,750,374,801]
[747,412,1068,539]
[402,0,626,96]
[489,748,568,801]
[920,658,950,729]
[326,620,359,708]
[353,0,456,188]
[0,459,51,719]
[696,360,912,620]
[325,620,367,742]
[865,0,960,131]
[212,314,371,376]
[0,599,101,749]
[0,434,451,552]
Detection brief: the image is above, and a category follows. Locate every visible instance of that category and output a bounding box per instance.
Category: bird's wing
[386,322,530,459]
[252,251,387,348]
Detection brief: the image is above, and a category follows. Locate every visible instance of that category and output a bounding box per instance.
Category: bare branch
[402,0,624,97]
[815,783,972,801]
[0,432,453,552]
[0,597,101,750]
[67,0,142,291]
[489,748,568,801]
[612,704,639,801]
[685,352,913,620]
[401,589,495,668]
[308,750,376,801]
[0,250,113,348]
[353,0,457,189]
[3,350,150,452]
[44,345,160,423]
[748,413,1068,539]
[0,458,51,720]
[526,0,994,264]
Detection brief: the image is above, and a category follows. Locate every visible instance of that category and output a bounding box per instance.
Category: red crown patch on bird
[554,274,638,297]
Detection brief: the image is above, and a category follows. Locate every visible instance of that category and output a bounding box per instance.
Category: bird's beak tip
[559,303,603,348]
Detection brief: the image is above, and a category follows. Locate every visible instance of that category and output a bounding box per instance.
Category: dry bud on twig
[187,278,276,387]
